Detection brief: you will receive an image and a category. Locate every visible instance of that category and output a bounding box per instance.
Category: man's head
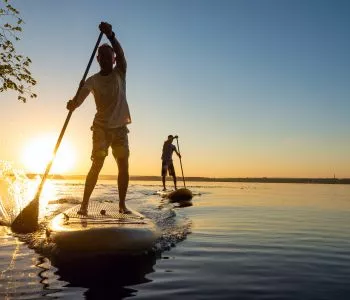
[167,135,174,142]
[97,43,115,72]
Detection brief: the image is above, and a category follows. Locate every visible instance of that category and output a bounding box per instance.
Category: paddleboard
[46,202,160,254]
[157,188,193,202]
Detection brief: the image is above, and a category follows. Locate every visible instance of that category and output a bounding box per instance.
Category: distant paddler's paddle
[11,32,103,234]
[174,135,187,189]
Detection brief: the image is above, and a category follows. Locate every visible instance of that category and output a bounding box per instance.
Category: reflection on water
[35,256,65,297]
[50,252,157,299]
[174,200,193,209]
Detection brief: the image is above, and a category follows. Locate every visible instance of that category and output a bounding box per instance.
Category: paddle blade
[11,198,39,233]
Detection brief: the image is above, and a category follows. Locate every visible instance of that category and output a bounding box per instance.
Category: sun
[21,135,76,174]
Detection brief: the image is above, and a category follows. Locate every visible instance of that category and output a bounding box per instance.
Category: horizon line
[24,173,350,184]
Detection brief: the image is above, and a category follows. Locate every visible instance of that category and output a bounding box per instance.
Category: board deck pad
[62,202,146,224]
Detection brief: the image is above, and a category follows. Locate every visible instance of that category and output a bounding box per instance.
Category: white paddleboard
[46,202,160,254]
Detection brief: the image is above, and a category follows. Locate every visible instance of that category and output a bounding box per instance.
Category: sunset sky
[1,0,350,178]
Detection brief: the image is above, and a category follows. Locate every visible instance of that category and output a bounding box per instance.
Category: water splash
[0,160,59,227]
[0,161,32,225]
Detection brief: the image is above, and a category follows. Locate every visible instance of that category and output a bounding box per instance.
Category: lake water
[1,179,350,299]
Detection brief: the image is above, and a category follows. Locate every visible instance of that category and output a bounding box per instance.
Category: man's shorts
[161,160,175,177]
[91,125,129,160]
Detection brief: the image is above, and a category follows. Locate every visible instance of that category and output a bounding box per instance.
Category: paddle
[174,136,187,189]
[11,32,103,234]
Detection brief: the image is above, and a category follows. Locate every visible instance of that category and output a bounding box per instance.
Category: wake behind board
[47,202,159,254]
[157,188,193,202]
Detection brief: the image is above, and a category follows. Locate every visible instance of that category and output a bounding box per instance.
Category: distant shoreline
[25,174,350,184]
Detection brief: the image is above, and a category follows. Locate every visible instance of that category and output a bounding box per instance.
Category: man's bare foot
[77,205,88,216]
[119,207,132,214]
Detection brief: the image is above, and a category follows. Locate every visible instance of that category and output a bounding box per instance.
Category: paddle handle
[34,32,103,199]
[175,137,186,189]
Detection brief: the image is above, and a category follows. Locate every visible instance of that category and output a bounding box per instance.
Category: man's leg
[116,157,129,213]
[161,161,167,191]
[169,162,177,190]
[162,176,166,191]
[78,157,105,215]
[172,175,177,190]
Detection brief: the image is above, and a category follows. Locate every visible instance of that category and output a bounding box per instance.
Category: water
[1,177,350,299]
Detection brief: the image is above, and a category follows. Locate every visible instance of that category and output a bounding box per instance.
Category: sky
[1,0,350,178]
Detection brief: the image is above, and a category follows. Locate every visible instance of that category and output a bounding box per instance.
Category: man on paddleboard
[67,22,131,215]
[161,135,181,191]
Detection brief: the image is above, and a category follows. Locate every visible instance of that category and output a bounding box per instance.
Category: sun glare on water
[21,135,76,174]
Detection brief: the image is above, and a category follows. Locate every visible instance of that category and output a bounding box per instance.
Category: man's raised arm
[99,22,127,75]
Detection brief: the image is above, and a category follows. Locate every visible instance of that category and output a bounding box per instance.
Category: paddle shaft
[34,32,103,200]
[175,137,186,188]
